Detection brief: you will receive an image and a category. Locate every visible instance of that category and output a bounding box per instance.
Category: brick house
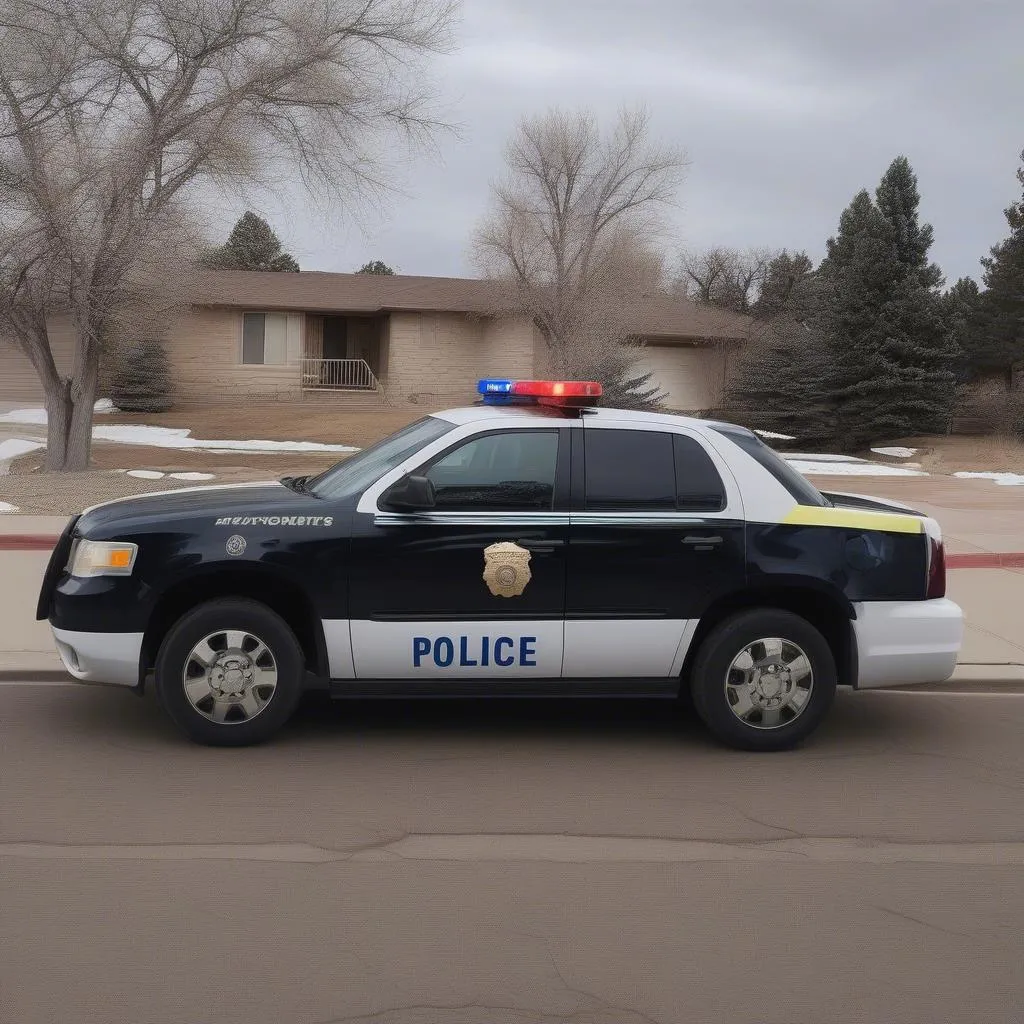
[0,271,750,412]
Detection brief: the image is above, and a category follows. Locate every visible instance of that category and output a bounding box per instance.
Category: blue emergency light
[477,379,603,407]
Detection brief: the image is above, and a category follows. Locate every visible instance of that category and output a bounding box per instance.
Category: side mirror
[383,474,436,511]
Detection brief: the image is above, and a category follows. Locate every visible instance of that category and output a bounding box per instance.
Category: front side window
[242,312,288,365]
[423,430,560,511]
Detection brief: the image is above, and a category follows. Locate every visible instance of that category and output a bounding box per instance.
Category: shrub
[111,338,173,413]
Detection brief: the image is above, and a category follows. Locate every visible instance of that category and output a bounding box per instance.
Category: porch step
[301,388,389,407]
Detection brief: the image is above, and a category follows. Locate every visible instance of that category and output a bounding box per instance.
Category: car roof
[431,403,731,435]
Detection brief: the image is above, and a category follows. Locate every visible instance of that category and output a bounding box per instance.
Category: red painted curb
[0,535,58,551]
[1,534,1023,569]
[946,552,1024,570]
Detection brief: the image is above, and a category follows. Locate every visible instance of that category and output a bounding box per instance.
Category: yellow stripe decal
[782,505,923,535]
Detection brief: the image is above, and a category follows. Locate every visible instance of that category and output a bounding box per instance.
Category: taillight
[926,535,946,599]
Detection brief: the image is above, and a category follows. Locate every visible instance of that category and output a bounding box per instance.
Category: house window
[242,312,288,365]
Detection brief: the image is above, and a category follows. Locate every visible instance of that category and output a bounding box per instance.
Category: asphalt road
[2,684,1023,1024]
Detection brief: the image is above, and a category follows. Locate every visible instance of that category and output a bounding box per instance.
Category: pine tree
[205,212,300,272]
[752,250,813,320]
[111,339,173,412]
[976,151,1024,390]
[356,260,395,275]
[818,179,958,447]
[874,156,943,288]
[942,276,982,383]
[725,268,834,443]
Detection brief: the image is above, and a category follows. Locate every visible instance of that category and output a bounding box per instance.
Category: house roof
[192,270,750,342]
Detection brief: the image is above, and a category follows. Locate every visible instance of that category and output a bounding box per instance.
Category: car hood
[75,481,329,538]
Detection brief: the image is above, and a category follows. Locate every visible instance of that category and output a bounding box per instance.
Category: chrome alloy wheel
[724,637,813,730]
[181,630,278,725]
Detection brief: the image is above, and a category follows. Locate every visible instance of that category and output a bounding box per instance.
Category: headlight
[67,539,138,578]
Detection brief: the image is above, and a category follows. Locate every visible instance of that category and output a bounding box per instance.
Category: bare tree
[0,0,455,470]
[472,107,685,405]
[677,247,775,315]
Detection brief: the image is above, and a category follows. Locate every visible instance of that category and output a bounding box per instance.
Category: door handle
[682,535,723,549]
[516,538,564,552]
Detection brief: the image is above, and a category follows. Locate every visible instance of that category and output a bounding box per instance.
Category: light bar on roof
[477,379,603,408]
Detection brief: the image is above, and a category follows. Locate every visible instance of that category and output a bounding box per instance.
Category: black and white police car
[37,378,963,751]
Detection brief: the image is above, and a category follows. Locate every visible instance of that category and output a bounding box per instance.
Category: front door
[347,426,571,680]
[564,423,746,678]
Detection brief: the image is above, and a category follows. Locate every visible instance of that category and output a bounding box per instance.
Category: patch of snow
[954,471,1024,487]
[871,446,918,458]
[0,399,114,424]
[0,407,47,425]
[789,460,928,477]
[92,424,357,454]
[0,438,44,474]
[0,501,19,513]
[780,452,868,464]
[169,471,216,481]
[754,429,796,441]
[126,469,165,480]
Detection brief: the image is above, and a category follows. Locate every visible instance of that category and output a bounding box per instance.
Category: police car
[36,379,963,751]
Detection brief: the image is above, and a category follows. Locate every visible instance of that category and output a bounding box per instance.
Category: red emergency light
[478,379,603,408]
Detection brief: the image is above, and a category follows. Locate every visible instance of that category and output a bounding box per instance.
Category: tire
[154,598,305,747]
[689,609,837,752]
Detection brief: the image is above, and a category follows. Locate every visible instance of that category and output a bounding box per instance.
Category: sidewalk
[1,513,1022,686]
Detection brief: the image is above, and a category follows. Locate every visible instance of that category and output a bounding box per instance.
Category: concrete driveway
[1,683,1022,1023]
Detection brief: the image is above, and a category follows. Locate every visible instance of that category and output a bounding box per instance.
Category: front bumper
[51,627,144,688]
[852,598,963,689]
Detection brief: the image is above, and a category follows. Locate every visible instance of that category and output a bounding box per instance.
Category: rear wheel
[689,609,837,751]
[155,598,305,746]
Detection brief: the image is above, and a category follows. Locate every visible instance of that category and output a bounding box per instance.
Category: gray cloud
[268,0,1022,285]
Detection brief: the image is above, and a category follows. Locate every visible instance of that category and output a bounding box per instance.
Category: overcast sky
[255,0,1022,286]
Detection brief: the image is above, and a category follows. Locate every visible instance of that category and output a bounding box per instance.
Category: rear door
[564,422,746,678]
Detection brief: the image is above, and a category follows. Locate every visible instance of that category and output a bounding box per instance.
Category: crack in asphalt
[3,834,1024,864]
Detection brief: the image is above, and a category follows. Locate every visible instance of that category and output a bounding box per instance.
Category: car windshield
[307,416,455,500]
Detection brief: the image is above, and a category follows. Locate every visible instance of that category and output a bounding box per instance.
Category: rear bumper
[852,598,963,689]
[51,627,143,688]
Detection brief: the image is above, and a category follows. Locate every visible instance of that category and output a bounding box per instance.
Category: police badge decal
[482,541,532,598]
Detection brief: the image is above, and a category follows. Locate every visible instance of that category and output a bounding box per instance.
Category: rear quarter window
[710,424,829,508]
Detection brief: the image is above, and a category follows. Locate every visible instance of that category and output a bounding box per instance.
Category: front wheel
[154,598,305,746]
[689,609,837,751]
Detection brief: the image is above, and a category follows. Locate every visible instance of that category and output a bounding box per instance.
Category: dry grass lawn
[103,402,432,448]
[884,434,1024,475]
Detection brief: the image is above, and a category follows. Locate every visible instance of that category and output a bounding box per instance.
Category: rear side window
[710,424,828,507]
[585,430,675,510]
[584,429,726,512]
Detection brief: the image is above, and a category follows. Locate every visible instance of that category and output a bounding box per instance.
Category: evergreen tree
[976,151,1024,389]
[817,181,958,447]
[752,250,813,320]
[723,310,832,443]
[111,339,173,412]
[356,260,395,275]
[942,276,982,383]
[874,156,943,288]
[205,212,300,272]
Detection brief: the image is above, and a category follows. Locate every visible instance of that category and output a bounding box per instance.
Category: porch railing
[301,358,380,391]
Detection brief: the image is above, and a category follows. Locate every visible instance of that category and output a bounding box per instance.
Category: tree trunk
[63,346,100,472]
[43,377,73,471]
